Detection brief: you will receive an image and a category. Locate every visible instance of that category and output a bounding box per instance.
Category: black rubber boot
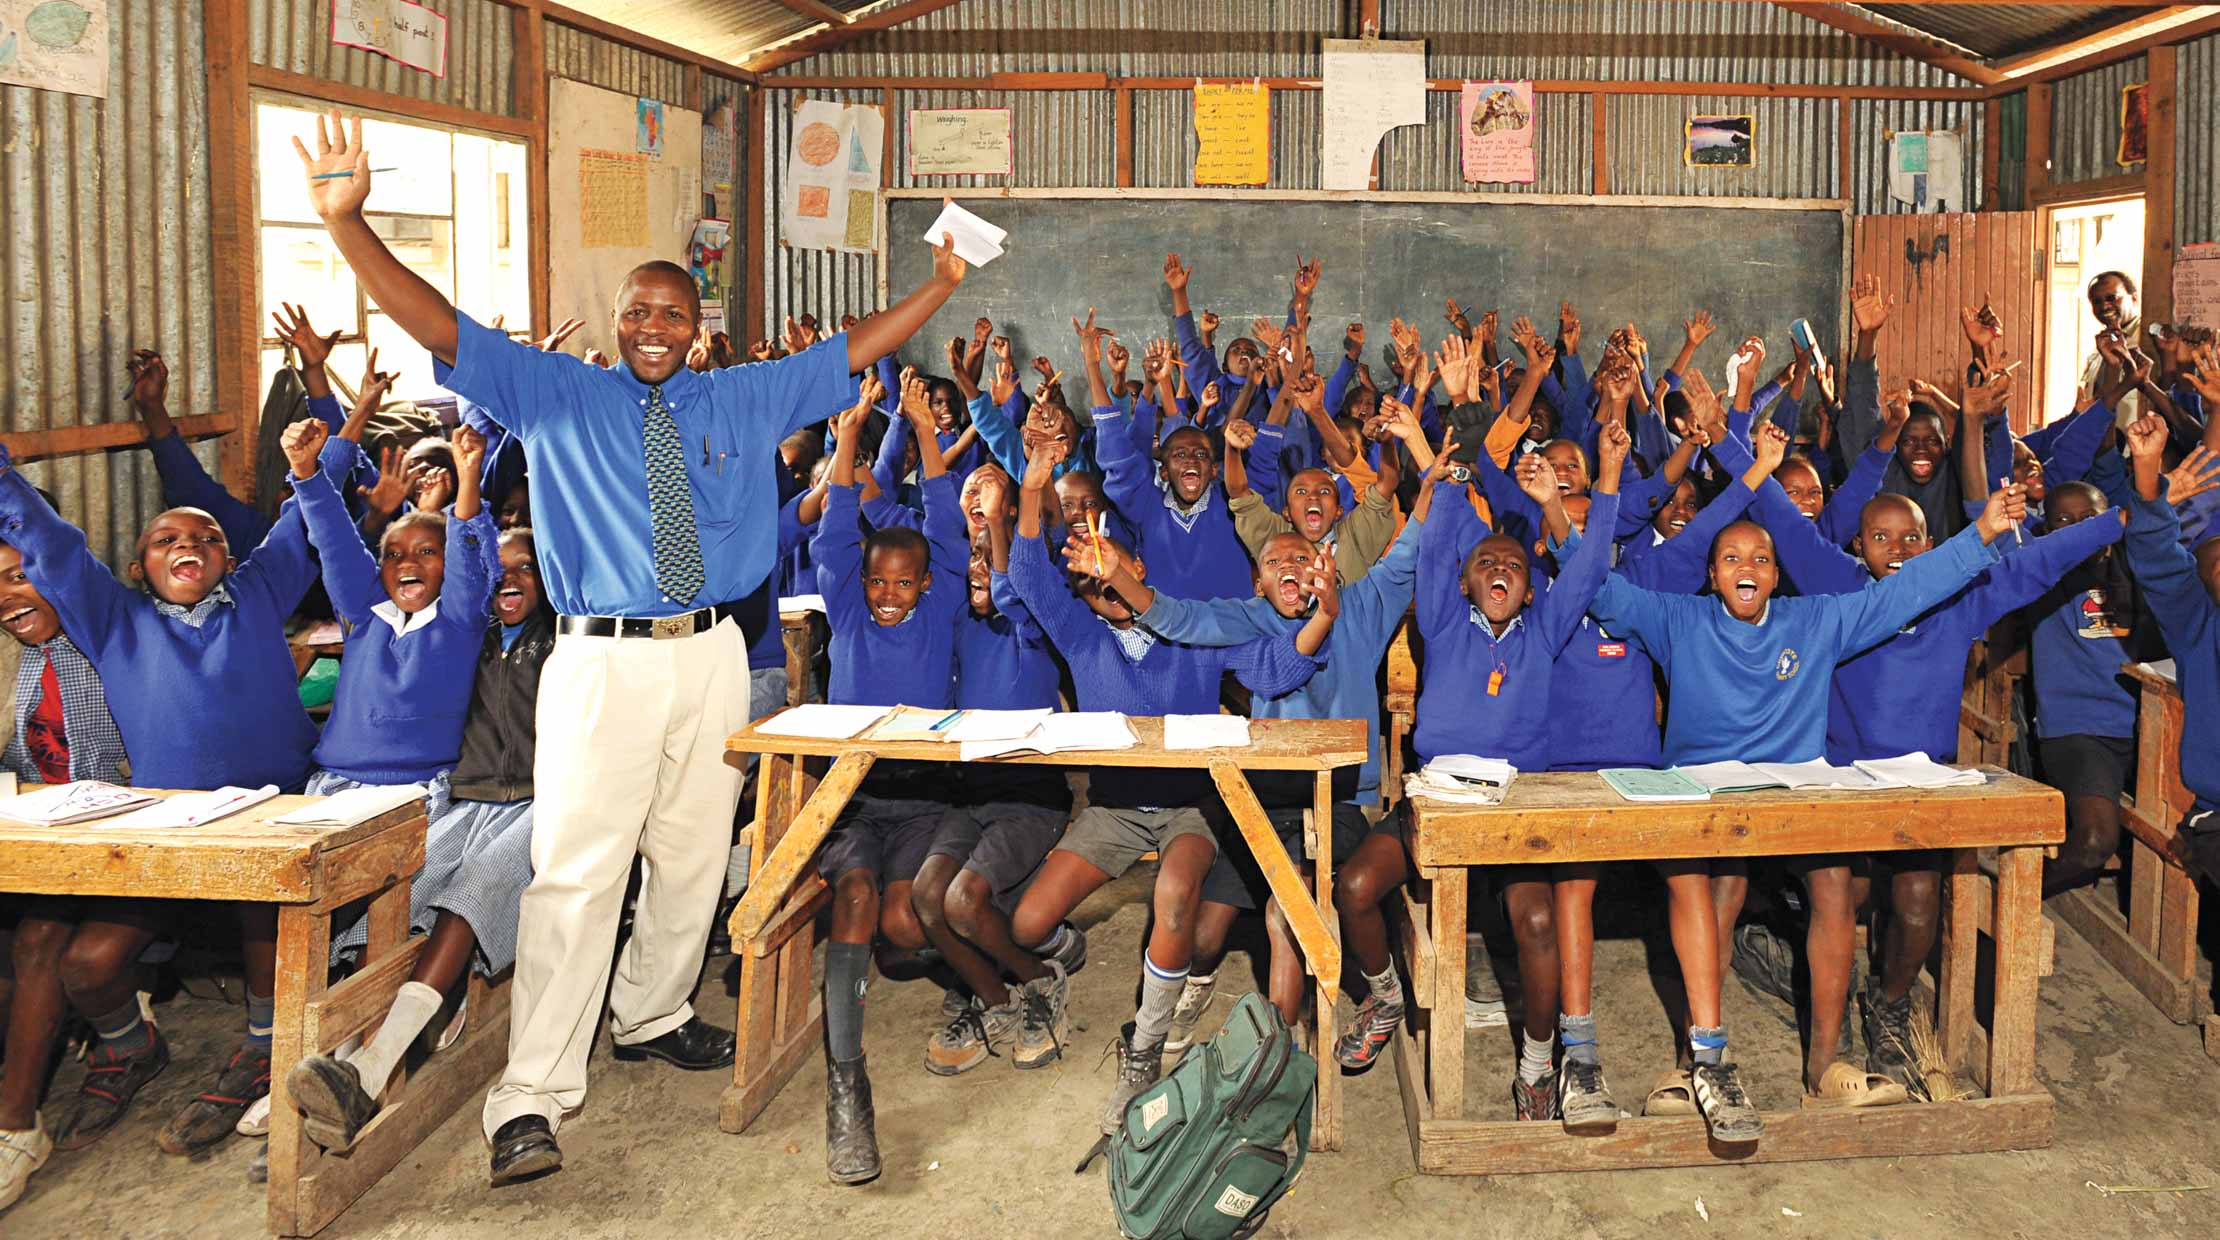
[825,1054,881,1186]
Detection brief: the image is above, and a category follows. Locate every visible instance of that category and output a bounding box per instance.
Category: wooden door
[1852,211,2043,432]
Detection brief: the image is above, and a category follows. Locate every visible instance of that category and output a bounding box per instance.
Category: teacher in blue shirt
[294,111,968,1186]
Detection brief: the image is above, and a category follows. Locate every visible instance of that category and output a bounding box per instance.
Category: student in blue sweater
[1584,479,2027,1142]
[909,489,1086,1079]
[286,526,555,1156]
[1415,423,1626,1123]
[1006,436,1328,1137]
[0,435,327,1156]
[809,373,968,1186]
[2120,414,2220,888]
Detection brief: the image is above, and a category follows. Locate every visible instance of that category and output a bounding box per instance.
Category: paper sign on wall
[2175,242,2220,333]
[908,109,1013,177]
[578,150,648,249]
[0,0,108,99]
[785,99,884,255]
[1193,82,1270,186]
[331,0,447,78]
[1321,39,1427,191]
[1459,81,1534,184]
[1888,130,1963,212]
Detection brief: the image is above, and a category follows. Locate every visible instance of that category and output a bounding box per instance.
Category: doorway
[2042,196,2145,422]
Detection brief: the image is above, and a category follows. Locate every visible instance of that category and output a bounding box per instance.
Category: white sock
[348,981,443,1100]
[1362,966,1403,1010]
[1518,1030,1556,1084]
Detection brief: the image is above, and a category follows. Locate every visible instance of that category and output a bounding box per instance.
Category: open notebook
[1603,755,1986,802]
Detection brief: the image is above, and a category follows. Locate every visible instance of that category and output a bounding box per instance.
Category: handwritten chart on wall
[0,0,108,99]
[1194,83,1269,186]
[909,109,1012,177]
[2176,242,2220,332]
[547,78,701,361]
[579,151,649,248]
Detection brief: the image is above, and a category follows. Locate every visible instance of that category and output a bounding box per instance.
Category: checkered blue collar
[151,583,235,628]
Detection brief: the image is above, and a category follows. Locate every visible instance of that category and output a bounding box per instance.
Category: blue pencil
[310,167,398,180]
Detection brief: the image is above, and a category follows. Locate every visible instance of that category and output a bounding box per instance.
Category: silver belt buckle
[650,612,694,639]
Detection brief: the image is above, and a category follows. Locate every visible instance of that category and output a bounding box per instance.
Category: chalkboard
[882,191,1847,390]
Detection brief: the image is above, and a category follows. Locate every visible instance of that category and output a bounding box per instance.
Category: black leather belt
[558,598,750,640]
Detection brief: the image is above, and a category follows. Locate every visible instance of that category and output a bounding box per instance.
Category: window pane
[259,226,360,343]
[256,103,325,225]
[370,215,454,302]
[360,119,453,216]
[452,134,532,328]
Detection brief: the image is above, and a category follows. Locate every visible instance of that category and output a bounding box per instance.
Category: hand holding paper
[922,201,1007,268]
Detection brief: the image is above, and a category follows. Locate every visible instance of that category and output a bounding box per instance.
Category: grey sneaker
[1046,923,1089,976]
[1465,945,1508,1028]
[1013,963,1071,1069]
[1691,1062,1763,1143]
[941,987,972,1021]
[1558,1059,1618,1134]
[1164,973,1217,1054]
[1100,1022,1164,1135]
[925,995,1020,1077]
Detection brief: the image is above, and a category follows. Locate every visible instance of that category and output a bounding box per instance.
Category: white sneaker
[0,1121,53,1211]
[235,1093,272,1137]
[427,994,468,1054]
[1464,953,1508,1029]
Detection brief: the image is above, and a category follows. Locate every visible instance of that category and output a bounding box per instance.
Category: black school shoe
[612,1017,735,1070]
[287,1054,382,1152]
[53,1028,171,1151]
[489,1116,562,1186]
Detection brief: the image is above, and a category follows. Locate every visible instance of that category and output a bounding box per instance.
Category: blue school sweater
[0,452,318,791]
[1749,475,2126,762]
[813,472,968,709]
[148,393,373,554]
[752,465,812,673]
[1132,515,1423,804]
[1587,519,2003,765]
[1093,404,1253,601]
[297,452,498,784]
[2028,564,2139,741]
[954,571,1073,808]
[2126,482,2220,812]
[1413,483,1621,769]
[1007,528,1320,808]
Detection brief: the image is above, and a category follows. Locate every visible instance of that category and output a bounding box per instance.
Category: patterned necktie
[642,384,705,607]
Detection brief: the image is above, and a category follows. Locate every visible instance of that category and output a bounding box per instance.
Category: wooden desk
[721,716,1369,1151]
[0,794,503,1237]
[1394,769,2063,1175]
[2052,661,2210,1030]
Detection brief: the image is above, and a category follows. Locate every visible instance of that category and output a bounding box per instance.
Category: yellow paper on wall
[1194,83,1270,186]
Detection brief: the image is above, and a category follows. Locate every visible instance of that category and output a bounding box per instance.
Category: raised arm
[1832,488,2020,653]
[0,448,133,648]
[299,113,461,363]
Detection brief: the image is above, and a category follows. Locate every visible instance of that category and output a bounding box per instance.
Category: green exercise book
[1599,768,1712,802]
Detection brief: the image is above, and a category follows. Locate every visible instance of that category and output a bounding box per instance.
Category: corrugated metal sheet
[1378,89,1592,194]
[776,0,1342,79]
[1399,0,1966,87]
[249,0,516,117]
[2180,32,2219,246]
[3,0,216,570]
[2050,53,2146,184]
[551,0,823,66]
[1850,97,1985,213]
[705,72,749,309]
[889,89,1115,187]
[1606,94,1837,200]
[1129,87,1322,189]
[546,21,692,106]
[1864,3,2133,62]
[759,88,880,330]
[1998,90,2028,212]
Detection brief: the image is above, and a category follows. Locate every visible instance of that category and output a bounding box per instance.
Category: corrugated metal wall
[249,0,517,117]
[2,0,216,570]
[1851,97,1986,214]
[2180,32,2219,247]
[776,0,1341,78]
[759,88,881,328]
[1607,93,1835,200]
[2050,53,2146,186]
[545,20,691,105]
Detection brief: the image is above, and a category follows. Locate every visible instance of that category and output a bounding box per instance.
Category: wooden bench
[1395,770,2062,1175]
[0,793,505,1236]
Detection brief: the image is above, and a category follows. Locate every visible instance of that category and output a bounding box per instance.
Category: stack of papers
[1164,715,1252,751]
[756,704,892,739]
[867,706,971,743]
[960,712,1137,761]
[98,786,280,830]
[1405,755,1517,805]
[1851,754,1987,789]
[778,594,827,615]
[943,709,1055,744]
[920,201,1007,267]
[272,784,426,829]
[0,781,158,826]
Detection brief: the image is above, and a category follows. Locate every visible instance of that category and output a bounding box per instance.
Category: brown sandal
[1801,1060,1909,1109]
[1642,1068,1699,1117]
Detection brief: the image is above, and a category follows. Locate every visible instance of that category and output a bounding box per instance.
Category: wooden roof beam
[1993,6,2220,85]
[1769,3,2003,86]
[773,0,858,26]
[743,0,967,74]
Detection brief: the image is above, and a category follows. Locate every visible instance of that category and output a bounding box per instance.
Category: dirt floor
[8,868,2219,1239]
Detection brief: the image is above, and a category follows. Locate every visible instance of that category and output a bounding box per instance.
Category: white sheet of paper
[1321,39,1428,191]
[755,704,893,740]
[1164,715,1252,750]
[0,780,154,826]
[778,594,827,615]
[942,708,1055,744]
[1675,760,1785,793]
[98,786,280,830]
[959,712,1136,761]
[920,200,1007,267]
[2137,659,2178,684]
[1851,754,1986,789]
[272,783,427,828]
[1425,754,1517,786]
[1749,760,1888,791]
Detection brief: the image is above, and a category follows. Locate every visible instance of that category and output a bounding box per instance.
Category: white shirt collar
[370,598,440,637]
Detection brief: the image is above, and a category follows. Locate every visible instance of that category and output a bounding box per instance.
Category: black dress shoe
[489,1115,562,1186]
[612,1017,736,1070]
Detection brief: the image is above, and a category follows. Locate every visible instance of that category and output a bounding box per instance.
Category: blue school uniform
[812,471,967,709]
[957,573,1063,714]
[1587,520,2003,765]
[1413,483,1621,770]
[297,446,499,785]
[2125,480,2220,812]
[1093,404,1252,601]
[0,449,319,790]
[2028,560,2139,742]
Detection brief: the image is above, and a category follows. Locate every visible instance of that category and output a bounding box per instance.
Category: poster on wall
[2175,241,2220,333]
[1193,83,1269,186]
[908,109,1013,177]
[0,0,110,98]
[1458,81,1534,184]
[636,98,665,156]
[2117,83,2149,167]
[783,99,884,255]
[578,150,649,249]
[701,89,740,219]
[1887,130,1963,213]
[331,0,447,77]
[688,219,729,308]
[1321,39,1426,190]
[1685,115,1754,168]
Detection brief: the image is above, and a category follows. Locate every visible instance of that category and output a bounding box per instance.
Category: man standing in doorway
[2081,270,2145,426]
[294,111,967,1185]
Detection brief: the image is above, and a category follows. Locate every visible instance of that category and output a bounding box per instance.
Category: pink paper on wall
[1459,81,1535,185]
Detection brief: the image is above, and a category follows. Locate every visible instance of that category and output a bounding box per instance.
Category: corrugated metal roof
[250,0,517,117]
[546,21,694,103]
[2182,31,2219,248]
[553,0,883,66]
[1864,4,2138,62]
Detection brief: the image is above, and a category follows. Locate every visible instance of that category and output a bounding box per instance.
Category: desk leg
[1989,845,2043,1097]
[1428,865,1466,1122]
[267,904,331,1236]
[729,751,875,943]
[1938,848,1980,1074]
[1310,772,1341,1152]
[723,751,840,1135]
[1208,763,1341,984]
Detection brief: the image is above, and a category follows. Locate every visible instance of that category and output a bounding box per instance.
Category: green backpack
[1106,992,1317,1240]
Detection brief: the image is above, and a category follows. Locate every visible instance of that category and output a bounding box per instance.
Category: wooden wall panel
[1853,210,2043,435]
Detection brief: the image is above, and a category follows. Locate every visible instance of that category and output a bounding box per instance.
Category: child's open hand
[1558,300,1582,352]
[271,302,342,369]
[1163,253,1192,292]
[1851,274,1894,336]
[854,370,886,417]
[536,317,585,352]
[900,368,934,427]
[2164,443,2220,505]
[1975,484,2029,543]
[1751,421,1789,474]
[281,417,329,480]
[451,424,486,478]
[414,466,455,513]
[1684,309,1717,348]
[1436,336,1473,403]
